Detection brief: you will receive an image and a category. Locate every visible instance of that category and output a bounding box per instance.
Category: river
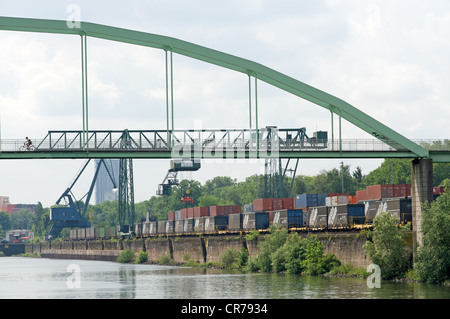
[0,257,448,300]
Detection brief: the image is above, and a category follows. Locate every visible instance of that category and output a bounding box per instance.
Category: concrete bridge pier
[411,158,434,250]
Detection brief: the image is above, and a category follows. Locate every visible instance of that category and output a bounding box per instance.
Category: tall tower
[95,159,119,204]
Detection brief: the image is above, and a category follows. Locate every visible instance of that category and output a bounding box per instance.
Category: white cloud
[0,1,449,206]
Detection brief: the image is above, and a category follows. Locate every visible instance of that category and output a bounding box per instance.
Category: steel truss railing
[2,129,445,155]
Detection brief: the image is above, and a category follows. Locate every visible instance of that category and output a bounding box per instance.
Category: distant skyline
[1,1,449,207]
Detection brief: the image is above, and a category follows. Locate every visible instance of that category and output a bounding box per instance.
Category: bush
[118,249,135,263]
[415,189,450,284]
[247,229,340,275]
[136,251,148,264]
[221,248,241,270]
[364,212,411,279]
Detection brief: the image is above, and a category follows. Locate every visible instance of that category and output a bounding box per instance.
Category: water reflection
[0,257,449,299]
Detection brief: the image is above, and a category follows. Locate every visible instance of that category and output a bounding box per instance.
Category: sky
[0,0,449,207]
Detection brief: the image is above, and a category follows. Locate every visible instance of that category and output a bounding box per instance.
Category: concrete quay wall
[25,232,372,267]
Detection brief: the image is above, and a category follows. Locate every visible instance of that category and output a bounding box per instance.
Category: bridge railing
[0,130,448,154]
[1,130,435,154]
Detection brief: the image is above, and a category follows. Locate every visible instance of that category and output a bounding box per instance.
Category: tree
[0,211,11,232]
[364,212,411,279]
[364,159,411,186]
[31,202,50,238]
[198,195,219,207]
[415,187,450,284]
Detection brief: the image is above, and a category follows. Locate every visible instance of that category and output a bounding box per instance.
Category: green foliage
[248,229,340,275]
[136,251,148,264]
[220,247,249,270]
[118,249,135,263]
[415,189,450,284]
[364,212,411,279]
[328,263,370,278]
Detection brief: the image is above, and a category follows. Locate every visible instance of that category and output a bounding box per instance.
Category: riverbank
[24,231,373,267]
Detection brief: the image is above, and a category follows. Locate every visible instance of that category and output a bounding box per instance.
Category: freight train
[68,184,445,241]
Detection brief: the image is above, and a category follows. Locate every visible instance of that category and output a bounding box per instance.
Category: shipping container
[204,216,228,232]
[253,198,273,211]
[356,189,368,203]
[194,217,205,233]
[168,211,175,220]
[175,219,185,233]
[194,206,209,218]
[317,194,328,206]
[149,222,158,235]
[95,227,105,238]
[272,198,283,210]
[348,196,357,204]
[243,212,269,230]
[393,184,410,198]
[362,200,378,223]
[180,208,188,219]
[295,194,318,208]
[184,218,195,233]
[188,207,194,218]
[433,186,445,195]
[376,198,412,223]
[175,210,181,220]
[157,221,167,234]
[228,213,243,230]
[308,206,328,228]
[70,229,77,240]
[135,224,143,237]
[282,197,295,210]
[272,209,303,228]
[367,185,394,200]
[325,195,349,206]
[166,220,175,234]
[209,205,241,216]
[244,203,253,213]
[327,204,365,227]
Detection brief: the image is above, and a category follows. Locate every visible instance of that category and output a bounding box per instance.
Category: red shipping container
[209,206,225,216]
[367,185,393,200]
[253,198,273,211]
[393,184,409,197]
[194,206,209,218]
[180,208,188,219]
[406,184,411,197]
[228,205,242,214]
[356,190,368,202]
[168,211,175,220]
[188,207,194,218]
[272,198,283,210]
[281,198,294,210]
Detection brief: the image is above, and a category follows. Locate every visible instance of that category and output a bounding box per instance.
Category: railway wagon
[327,204,365,228]
[272,209,304,229]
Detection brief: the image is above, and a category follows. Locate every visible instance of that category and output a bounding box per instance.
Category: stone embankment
[25,232,373,267]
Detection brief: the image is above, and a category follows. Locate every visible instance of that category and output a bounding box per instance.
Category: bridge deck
[0,129,448,160]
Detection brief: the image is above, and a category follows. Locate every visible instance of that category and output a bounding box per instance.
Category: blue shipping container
[346,204,365,217]
[295,194,318,208]
[287,209,303,228]
[317,193,328,206]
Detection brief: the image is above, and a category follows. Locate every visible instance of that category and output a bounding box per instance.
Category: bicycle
[19,142,35,151]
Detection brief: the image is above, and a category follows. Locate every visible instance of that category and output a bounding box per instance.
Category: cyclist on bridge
[25,137,32,150]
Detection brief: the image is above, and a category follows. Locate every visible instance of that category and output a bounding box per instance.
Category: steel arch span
[0,16,438,160]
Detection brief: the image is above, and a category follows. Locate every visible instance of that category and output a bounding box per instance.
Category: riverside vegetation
[117,183,449,285]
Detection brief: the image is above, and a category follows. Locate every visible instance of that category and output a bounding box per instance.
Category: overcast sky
[1,0,449,207]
